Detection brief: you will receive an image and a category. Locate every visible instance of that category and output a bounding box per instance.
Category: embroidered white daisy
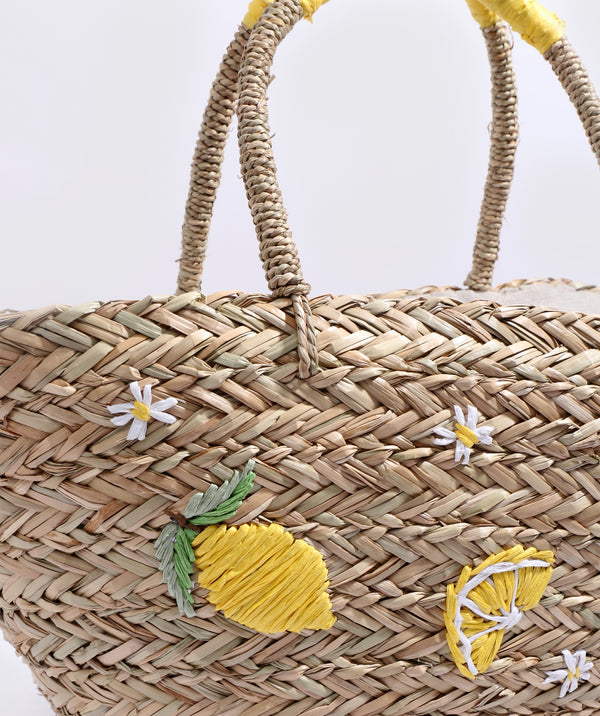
[108,381,178,441]
[433,404,494,465]
[544,649,592,698]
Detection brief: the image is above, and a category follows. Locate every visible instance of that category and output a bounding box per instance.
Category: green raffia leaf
[155,522,195,617]
[155,460,257,617]
[184,460,256,525]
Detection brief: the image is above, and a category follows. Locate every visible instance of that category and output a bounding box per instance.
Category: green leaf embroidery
[155,522,195,617]
[184,460,255,525]
[155,460,256,617]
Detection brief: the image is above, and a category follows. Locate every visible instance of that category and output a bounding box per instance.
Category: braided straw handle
[466,0,519,290]
[177,25,251,295]
[238,0,600,376]
[478,0,600,165]
[468,0,600,287]
[176,2,330,296]
[177,0,519,297]
[237,0,521,375]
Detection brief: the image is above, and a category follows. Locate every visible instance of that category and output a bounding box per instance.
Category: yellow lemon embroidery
[192,523,335,633]
[156,460,336,633]
[445,545,554,678]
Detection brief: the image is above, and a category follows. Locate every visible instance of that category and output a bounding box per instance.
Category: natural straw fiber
[178,26,251,296]
[3,0,600,715]
[3,285,600,715]
[179,3,519,300]
[465,22,518,292]
[545,37,600,167]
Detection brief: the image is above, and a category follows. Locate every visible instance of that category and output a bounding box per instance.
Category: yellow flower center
[131,400,151,421]
[454,423,479,448]
[568,667,581,682]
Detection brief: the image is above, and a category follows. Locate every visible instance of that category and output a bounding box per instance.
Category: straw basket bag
[3,0,600,714]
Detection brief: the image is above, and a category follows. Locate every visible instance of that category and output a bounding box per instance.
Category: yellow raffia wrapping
[479,0,564,53]
[131,401,150,421]
[192,522,336,633]
[455,423,479,449]
[464,0,500,28]
[244,0,272,28]
[445,545,554,679]
[244,0,330,29]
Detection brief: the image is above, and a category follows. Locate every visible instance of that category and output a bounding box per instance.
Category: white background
[1,1,600,713]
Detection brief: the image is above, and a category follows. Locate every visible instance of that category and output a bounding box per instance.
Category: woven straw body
[5,0,600,711]
[1,285,600,715]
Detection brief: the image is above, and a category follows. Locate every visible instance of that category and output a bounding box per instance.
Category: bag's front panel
[0,291,599,716]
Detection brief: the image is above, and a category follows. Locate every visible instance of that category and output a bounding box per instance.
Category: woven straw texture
[5,0,600,713]
[1,283,600,715]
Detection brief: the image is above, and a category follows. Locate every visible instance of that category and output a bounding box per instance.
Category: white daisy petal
[563,650,577,673]
[476,428,494,445]
[130,381,143,403]
[559,679,570,698]
[127,418,145,441]
[544,670,567,684]
[434,427,455,440]
[454,405,465,424]
[569,678,579,693]
[111,413,134,427]
[149,410,177,424]
[466,405,478,430]
[142,383,153,406]
[137,421,148,441]
[108,402,134,414]
[433,437,455,446]
[151,397,178,412]
[574,650,587,667]
[581,671,592,682]
[455,443,470,465]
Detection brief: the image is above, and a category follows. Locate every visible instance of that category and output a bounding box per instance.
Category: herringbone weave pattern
[1,283,600,715]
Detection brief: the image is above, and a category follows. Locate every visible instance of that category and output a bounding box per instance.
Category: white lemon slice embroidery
[445,546,554,678]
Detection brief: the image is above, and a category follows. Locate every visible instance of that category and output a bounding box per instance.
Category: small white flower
[544,649,592,698]
[433,404,494,465]
[108,381,178,441]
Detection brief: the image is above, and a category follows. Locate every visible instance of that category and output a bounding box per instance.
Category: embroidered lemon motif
[192,522,334,632]
[155,461,336,633]
[445,545,554,678]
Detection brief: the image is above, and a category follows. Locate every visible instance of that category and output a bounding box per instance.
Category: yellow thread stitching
[445,546,554,678]
[243,0,329,29]
[131,401,151,421]
[454,423,479,449]
[192,523,335,633]
[464,0,500,28]
[478,0,565,53]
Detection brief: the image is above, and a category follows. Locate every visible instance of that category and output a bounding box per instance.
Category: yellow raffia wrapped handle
[472,0,565,53]
[244,0,330,29]
[465,0,501,28]
[246,0,563,55]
